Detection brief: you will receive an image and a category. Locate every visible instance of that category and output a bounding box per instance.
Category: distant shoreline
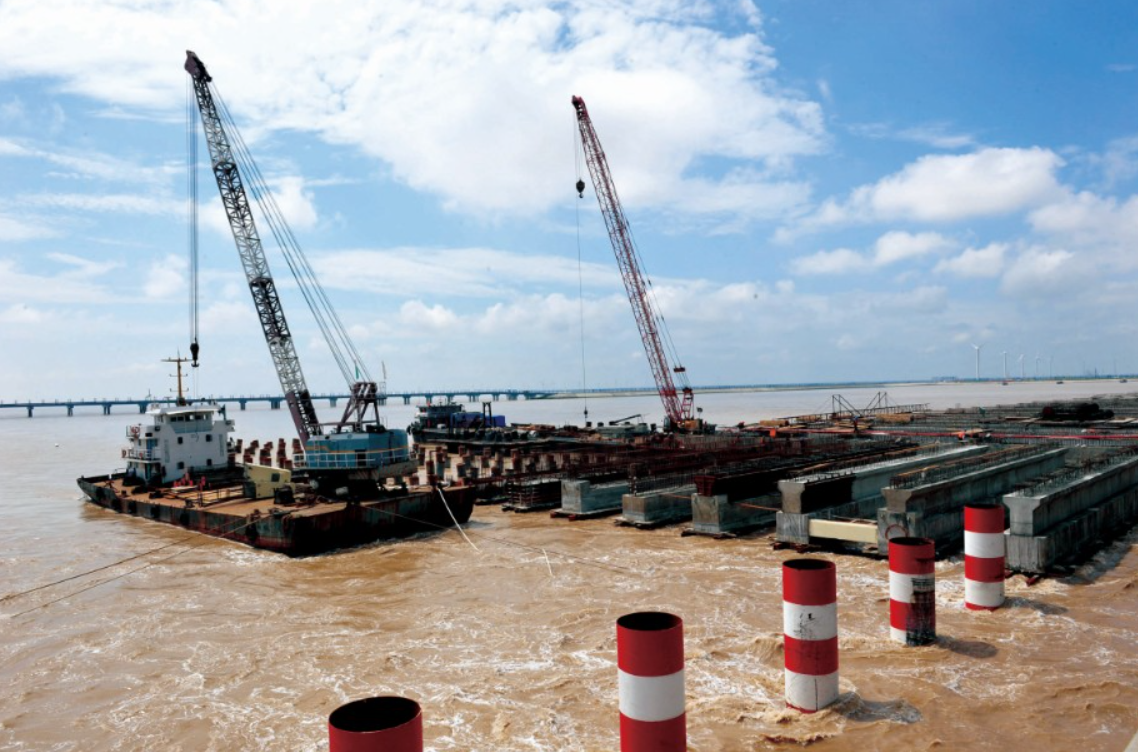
[543,376,1134,400]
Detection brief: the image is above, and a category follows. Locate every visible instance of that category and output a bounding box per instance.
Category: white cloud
[0,258,109,303]
[1029,191,1138,264]
[45,252,121,278]
[0,213,57,241]
[862,147,1063,222]
[789,247,866,275]
[0,303,50,323]
[782,147,1065,237]
[314,247,620,298]
[0,0,824,222]
[872,231,954,266]
[869,285,948,314]
[18,192,181,216]
[1000,247,1083,298]
[850,121,976,150]
[0,135,174,183]
[397,300,461,331]
[934,242,1007,278]
[201,175,320,237]
[143,255,186,299]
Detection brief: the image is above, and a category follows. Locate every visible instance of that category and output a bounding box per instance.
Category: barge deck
[78,473,474,557]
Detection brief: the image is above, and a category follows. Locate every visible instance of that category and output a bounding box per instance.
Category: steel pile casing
[328,696,423,752]
[617,611,686,752]
[781,558,839,712]
[964,503,1006,610]
[888,537,936,645]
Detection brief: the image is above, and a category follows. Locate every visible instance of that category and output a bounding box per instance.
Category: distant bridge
[0,389,559,418]
[4,379,1053,418]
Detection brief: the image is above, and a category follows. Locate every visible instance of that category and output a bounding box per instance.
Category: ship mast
[163,355,191,406]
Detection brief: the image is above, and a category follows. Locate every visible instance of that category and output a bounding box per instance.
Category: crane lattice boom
[572,95,695,429]
[185,51,323,442]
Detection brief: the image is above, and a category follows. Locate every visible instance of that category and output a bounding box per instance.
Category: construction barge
[78,401,473,556]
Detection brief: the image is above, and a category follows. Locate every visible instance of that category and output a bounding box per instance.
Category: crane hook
[575,179,586,198]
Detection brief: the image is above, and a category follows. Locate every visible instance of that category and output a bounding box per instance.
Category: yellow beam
[808,518,877,544]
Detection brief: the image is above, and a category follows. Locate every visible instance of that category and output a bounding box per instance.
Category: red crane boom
[572,95,697,431]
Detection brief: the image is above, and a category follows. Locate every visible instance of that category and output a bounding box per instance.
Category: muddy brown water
[3,383,1138,750]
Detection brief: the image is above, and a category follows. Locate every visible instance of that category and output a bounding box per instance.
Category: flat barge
[77,399,473,556]
[78,473,474,556]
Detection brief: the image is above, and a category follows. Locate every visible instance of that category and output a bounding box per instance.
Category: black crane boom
[184,50,321,441]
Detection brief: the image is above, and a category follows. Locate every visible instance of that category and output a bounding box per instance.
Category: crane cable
[213,86,370,387]
[186,77,200,390]
[574,125,589,424]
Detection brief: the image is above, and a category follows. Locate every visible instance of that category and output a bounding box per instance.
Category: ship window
[271,473,280,482]
[206,459,213,466]
[206,434,213,442]
[177,461,185,470]
[177,436,184,445]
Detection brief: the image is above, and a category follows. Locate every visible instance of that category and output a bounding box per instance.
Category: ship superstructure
[123,403,234,485]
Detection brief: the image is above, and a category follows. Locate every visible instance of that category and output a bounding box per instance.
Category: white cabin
[123,403,234,485]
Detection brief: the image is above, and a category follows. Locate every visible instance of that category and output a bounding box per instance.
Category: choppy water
[2,381,1138,751]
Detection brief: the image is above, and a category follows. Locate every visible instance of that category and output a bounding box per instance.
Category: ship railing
[124,448,157,461]
[293,446,411,471]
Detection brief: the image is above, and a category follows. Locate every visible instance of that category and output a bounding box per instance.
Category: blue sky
[1,0,1137,406]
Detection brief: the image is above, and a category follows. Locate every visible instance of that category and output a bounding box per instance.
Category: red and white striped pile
[617,611,686,752]
[888,536,936,645]
[964,503,1006,610]
[781,558,840,712]
[328,696,422,752]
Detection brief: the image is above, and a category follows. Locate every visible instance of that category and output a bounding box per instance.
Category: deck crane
[185,51,414,494]
[572,95,704,433]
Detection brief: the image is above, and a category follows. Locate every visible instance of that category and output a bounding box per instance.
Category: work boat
[78,399,474,556]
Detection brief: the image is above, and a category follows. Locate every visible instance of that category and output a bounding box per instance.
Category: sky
[1,0,1137,406]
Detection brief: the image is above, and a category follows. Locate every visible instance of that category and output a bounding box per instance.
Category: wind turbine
[1018,353,1026,379]
[1002,351,1009,380]
[1035,354,1042,379]
[971,343,983,380]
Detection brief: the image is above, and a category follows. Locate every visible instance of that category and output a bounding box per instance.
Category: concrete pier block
[621,489,693,527]
[560,479,627,514]
[691,492,778,535]
[876,448,1068,552]
[1004,455,1138,572]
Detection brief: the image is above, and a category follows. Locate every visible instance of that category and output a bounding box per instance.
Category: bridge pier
[329,397,338,407]
[270,399,281,410]
[68,405,75,416]
[137,403,147,413]
[378,397,387,405]
[103,404,111,415]
[239,400,247,410]
[402,395,411,405]
[26,406,32,417]
[508,393,518,401]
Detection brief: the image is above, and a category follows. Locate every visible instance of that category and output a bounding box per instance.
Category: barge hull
[78,475,474,556]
